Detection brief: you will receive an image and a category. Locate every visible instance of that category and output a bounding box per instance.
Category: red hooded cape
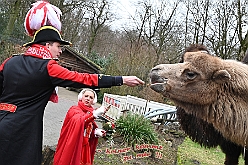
[53,102,98,165]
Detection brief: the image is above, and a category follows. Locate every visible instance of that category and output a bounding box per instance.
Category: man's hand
[122,76,145,87]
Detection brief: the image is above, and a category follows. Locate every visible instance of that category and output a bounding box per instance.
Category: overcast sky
[110,0,137,30]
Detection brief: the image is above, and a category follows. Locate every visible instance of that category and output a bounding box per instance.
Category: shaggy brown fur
[149,52,248,147]
[177,106,246,164]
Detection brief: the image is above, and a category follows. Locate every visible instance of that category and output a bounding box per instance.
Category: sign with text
[96,144,164,162]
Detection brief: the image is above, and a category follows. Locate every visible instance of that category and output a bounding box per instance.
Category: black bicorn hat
[23,26,72,47]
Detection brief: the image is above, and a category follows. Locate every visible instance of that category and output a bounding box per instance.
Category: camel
[149,49,248,165]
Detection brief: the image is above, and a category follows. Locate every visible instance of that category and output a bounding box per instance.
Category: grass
[115,113,159,146]
[177,137,245,165]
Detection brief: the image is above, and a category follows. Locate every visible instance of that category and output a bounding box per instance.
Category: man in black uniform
[0,25,144,165]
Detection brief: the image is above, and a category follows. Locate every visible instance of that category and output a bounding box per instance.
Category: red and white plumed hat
[24,0,62,37]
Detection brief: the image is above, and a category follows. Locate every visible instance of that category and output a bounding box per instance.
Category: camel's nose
[149,73,160,83]
[151,66,162,72]
[149,66,163,82]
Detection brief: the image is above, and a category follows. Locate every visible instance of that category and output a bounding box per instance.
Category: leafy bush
[115,112,159,146]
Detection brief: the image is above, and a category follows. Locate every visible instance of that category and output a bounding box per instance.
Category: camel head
[149,50,248,147]
[149,51,233,106]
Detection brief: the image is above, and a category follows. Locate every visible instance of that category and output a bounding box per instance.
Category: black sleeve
[97,75,123,87]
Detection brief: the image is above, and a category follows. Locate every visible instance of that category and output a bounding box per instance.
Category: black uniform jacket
[0,54,122,165]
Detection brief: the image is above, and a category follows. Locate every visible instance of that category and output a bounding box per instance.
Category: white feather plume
[24,0,62,36]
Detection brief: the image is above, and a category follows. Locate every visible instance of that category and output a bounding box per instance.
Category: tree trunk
[4,0,21,38]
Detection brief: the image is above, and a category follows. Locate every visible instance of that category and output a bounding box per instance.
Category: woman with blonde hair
[54,88,110,165]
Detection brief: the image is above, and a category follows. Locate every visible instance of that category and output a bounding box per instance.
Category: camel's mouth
[150,81,167,91]
[149,68,168,93]
[150,81,167,86]
[149,78,168,93]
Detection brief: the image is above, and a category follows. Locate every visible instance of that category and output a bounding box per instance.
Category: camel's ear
[212,70,231,83]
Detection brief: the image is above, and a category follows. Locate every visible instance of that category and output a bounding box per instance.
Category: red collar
[78,101,94,113]
[24,44,52,59]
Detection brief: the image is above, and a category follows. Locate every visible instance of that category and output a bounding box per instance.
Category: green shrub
[115,112,159,147]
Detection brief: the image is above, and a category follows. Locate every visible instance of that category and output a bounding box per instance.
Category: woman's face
[80,90,95,107]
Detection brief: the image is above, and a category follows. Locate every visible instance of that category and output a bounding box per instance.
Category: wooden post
[121,109,129,117]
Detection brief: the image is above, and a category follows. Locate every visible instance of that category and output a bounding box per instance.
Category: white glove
[93,106,105,118]
[94,128,106,137]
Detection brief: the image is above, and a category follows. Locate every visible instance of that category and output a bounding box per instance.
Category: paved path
[43,87,101,147]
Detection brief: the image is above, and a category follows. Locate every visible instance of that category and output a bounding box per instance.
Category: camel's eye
[186,71,197,80]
